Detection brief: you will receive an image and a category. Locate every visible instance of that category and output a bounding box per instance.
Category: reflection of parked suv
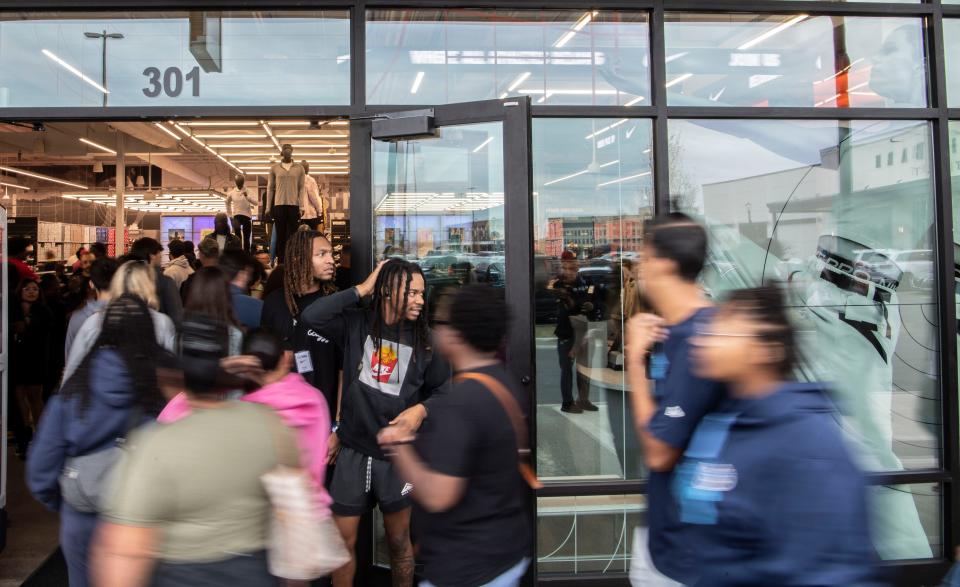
[854,249,933,290]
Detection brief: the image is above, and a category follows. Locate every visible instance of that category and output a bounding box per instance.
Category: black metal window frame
[0,1,957,584]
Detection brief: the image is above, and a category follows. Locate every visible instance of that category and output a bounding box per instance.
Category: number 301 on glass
[142,66,201,98]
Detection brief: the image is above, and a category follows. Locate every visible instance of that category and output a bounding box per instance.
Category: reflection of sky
[533,119,653,238]
[0,14,350,107]
[366,13,650,105]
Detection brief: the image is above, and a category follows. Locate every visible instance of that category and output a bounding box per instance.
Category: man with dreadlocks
[301,258,450,587]
[260,229,340,424]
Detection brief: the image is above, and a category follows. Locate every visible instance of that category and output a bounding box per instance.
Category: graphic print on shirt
[358,335,413,396]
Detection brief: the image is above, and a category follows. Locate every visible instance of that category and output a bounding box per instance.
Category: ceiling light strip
[0,165,88,189]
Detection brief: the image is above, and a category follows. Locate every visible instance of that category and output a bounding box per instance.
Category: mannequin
[299,160,326,233]
[265,143,305,262]
[225,174,258,252]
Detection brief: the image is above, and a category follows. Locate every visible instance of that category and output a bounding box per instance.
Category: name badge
[295,350,314,374]
[649,352,669,381]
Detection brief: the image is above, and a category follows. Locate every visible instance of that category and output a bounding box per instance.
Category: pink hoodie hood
[158,372,332,509]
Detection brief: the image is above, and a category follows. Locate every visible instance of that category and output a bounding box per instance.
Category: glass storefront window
[872,483,942,560]
[532,118,653,482]
[371,120,505,317]
[670,118,940,560]
[366,10,650,106]
[944,20,960,107]
[664,14,927,108]
[538,495,643,575]
[0,11,350,107]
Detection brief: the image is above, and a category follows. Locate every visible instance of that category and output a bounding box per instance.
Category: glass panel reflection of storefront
[944,20,960,107]
[532,118,653,483]
[664,14,927,108]
[537,495,643,575]
[670,119,939,560]
[0,11,350,107]
[366,10,649,106]
[371,122,505,319]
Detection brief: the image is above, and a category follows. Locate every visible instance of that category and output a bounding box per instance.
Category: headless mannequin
[267,144,304,262]
[228,174,256,252]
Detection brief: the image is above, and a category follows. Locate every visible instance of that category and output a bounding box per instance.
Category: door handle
[521,376,532,386]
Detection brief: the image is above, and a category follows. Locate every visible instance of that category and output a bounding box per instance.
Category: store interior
[0,118,351,265]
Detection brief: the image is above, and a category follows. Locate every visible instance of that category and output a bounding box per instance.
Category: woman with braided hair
[301,258,450,587]
[260,228,340,423]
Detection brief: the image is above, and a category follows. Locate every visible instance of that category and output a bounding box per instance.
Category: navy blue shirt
[646,307,727,583]
[674,382,882,586]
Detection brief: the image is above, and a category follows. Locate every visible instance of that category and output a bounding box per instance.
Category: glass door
[350,98,534,585]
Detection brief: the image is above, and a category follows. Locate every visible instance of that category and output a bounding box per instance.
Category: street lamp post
[83,30,124,107]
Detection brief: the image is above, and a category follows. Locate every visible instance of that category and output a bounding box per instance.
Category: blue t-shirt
[673,382,882,586]
[646,307,727,583]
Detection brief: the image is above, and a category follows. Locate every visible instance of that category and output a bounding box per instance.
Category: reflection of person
[869,25,924,106]
[548,251,602,413]
[300,161,326,232]
[679,286,881,586]
[624,214,727,586]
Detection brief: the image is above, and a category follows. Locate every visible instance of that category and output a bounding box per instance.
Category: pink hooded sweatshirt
[158,372,332,509]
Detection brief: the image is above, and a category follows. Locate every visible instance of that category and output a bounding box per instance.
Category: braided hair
[723,284,798,378]
[283,229,337,315]
[370,259,431,362]
[61,293,165,415]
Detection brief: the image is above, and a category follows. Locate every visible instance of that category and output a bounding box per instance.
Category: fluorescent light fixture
[473,137,494,153]
[624,96,645,106]
[275,134,349,139]
[194,134,269,139]
[737,14,808,51]
[0,165,87,189]
[154,122,182,140]
[507,72,532,93]
[814,58,864,84]
[553,31,577,49]
[172,123,192,137]
[499,92,509,99]
[185,121,261,127]
[261,121,283,151]
[0,181,29,190]
[190,135,205,146]
[554,11,597,48]
[268,121,312,126]
[79,137,116,154]
[665,73,693,88]
[585,119,628,140]
[410,71,426,94]
[41,49,109,94]
[544,168,590,186]
[597,171,651,187]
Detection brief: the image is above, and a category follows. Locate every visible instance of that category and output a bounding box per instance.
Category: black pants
[557,338,575,404]
[232,214,252,252]
[271,205,300,262]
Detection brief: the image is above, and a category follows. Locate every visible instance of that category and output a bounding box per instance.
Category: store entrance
[351,98,534,585]
[0,116,351,584]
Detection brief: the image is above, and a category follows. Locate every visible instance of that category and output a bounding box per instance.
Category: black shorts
[330,445,412,516]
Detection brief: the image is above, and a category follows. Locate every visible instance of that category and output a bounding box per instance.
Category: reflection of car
[854,249,932,290]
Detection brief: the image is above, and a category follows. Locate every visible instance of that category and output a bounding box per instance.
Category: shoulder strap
[455,372,542,490]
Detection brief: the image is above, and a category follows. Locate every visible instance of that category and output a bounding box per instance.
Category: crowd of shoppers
[10,213,892,587]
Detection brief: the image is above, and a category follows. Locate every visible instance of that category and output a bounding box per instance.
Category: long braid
[283,229,335,315]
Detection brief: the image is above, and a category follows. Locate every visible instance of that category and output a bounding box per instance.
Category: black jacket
[154,267,183,325]
[300,288,450,459]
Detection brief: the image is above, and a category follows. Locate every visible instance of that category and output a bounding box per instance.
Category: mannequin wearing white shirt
[299,160,327,233]
[225,174,259,252]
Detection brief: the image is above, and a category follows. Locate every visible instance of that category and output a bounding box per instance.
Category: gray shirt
[63,308,177,381]
[266,161,305,213]
[64,299,107,360]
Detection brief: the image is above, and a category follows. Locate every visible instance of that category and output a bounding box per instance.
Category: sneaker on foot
[578,400,599,412]
[561,401,583,414]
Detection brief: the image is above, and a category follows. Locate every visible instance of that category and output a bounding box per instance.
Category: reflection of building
[545,215,647,256]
